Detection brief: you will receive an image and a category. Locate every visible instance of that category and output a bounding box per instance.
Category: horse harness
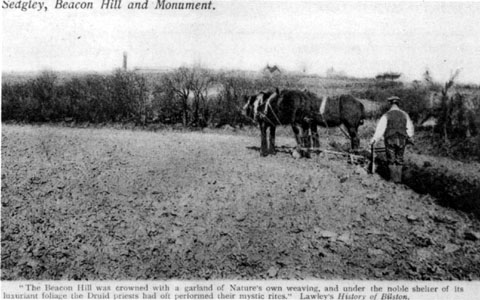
[316,95,351,139]
[318,96,329,129]
[255,94,282,126]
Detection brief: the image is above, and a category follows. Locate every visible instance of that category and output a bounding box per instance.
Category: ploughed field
[2,124,480,280]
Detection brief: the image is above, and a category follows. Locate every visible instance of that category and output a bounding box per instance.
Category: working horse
[243,88,365,157]
[242,91,281,156]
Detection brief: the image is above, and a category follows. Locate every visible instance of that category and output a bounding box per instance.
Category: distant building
[326,67,347,79]
[132,67,173,74]
[375,72,402,81]
[263,64,282,75]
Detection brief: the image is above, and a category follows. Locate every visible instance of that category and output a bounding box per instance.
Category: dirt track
[2,124,480,280]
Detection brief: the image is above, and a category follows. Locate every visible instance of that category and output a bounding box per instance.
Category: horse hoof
[260,152,268,157]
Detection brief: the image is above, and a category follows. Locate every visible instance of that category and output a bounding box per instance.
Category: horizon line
[2,67,479,86]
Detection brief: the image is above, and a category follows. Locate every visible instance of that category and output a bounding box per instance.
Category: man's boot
[395,165,403,183]
[388,165,395,182]
[312,133,320,148]
[389,165,402,183]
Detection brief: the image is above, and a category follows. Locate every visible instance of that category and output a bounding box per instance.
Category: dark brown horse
[243,88,365,157]
[242,91,279,156]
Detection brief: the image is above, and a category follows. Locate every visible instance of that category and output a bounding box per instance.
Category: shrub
[2,81,31,121]
[31,71,60,121]
[61,74,113,122]
[352,81,430,123]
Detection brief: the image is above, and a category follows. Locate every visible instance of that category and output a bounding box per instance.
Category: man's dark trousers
[385,133,406,183]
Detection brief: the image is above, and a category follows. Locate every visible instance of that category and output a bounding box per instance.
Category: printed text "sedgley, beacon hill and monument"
[2,0,215,11]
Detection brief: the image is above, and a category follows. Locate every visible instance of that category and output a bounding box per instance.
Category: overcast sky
[2,1,480,82]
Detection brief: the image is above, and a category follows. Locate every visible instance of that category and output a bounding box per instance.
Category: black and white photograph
[2,0,480,294]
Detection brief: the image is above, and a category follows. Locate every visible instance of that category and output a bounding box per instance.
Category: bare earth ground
[2,124,480,280]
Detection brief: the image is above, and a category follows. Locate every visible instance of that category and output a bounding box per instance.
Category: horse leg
[260,122,269,156]
[291,123,306,157]
[299,123,311,158]
[268,125,276,155]
[346,125,360,150]
[301,122,311,148]
[311,122,320,148]
[291,123,301,147]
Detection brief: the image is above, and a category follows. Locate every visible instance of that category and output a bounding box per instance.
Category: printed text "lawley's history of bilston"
[2,0,215,12]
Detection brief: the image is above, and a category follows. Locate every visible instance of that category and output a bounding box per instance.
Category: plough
[299,125,386,169]
[300,147,364,158]
[298,147,365,165]
[297,145,386,174]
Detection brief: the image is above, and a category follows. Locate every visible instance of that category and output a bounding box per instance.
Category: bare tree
[130,74,150,126]
[190,67,215,127]
[216,71,258,126]
[423,68,434,85]
[161,67,194,126]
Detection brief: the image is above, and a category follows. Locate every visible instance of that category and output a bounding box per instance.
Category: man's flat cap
[387,96,400,103]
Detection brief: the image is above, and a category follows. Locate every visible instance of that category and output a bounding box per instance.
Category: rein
[255,97,282,126]
[265,101,282,125]
[236,103,258,125]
